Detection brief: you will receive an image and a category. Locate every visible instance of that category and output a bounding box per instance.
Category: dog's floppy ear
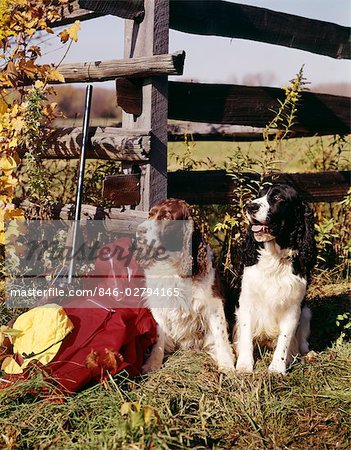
[295,200,317,280]
[178,219,194,277]
[192,223,208,277]
[179,217,208,277]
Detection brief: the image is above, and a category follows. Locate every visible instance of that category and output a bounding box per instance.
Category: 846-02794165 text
[8,287,182,299]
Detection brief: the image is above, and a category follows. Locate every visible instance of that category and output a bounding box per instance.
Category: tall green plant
[216,67,308,285]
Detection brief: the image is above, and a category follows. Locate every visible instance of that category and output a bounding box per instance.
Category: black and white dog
[234,183,316,374]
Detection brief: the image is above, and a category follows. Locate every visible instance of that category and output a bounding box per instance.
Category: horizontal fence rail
[17,172,350,219]
[52,0,100,27]
[52,0,145,27]
[167,123,322,142]
[169,0,351,59]
[168,170,351,204]
[68,0,351,59]
[51,51,185,84]
[168,82,351,135]
[18,201,148,233]
[79,0,145,22]
[19,127,151,160]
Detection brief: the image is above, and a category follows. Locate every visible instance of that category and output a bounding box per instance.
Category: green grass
[168,135,351,172]
[4,129,351,448]
[1,287,350,449]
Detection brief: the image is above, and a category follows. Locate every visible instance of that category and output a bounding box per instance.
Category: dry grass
[0,286,350,450]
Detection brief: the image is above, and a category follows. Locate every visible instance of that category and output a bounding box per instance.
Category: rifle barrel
[68,85,93,284]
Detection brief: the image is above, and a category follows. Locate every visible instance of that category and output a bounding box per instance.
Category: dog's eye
[273,194,283,201]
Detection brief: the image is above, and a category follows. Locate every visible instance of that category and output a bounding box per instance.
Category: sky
[41,0,351,91]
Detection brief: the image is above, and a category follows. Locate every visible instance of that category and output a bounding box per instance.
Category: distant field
[168,135,351,172]
[16,132,349,206]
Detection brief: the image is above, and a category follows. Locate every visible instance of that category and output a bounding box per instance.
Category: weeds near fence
[215,67,313,286]
[169,68,350,293]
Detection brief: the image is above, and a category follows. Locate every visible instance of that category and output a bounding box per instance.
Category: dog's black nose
[245,202,260,214]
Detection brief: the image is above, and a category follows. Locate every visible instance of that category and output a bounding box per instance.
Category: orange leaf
[59,29,69,44]
[18,59,37,78]
[85,350,100,370]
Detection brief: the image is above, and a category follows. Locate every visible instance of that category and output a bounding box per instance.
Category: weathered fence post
[121,0,169,210]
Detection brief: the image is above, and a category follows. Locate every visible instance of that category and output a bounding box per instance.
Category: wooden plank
[168,82,351,135]
[19,127,151,160]
[79,0,145,22]
[167,123,323,142]
[168,131,320,142]
[103,173,141,207]
[168,170,351,204]
[19,200,148,233]
[54,52,185,84]
[53,0,144,27]
[116,78,143,116]
[52,0,101,27]
[122,0,169,211]
[168,131,268,142]
[169,0,351,59]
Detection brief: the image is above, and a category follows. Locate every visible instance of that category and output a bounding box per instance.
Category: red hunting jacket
[1,238,157,394]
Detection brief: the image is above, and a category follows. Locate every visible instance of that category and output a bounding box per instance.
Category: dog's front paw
[268,360,286,375]
[236,357,254,373]
[218,364,235,375]
[141,358,162,374]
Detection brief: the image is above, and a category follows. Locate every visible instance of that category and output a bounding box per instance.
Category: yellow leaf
[11,116,25,132]
[0,155,17,173]
[26,28,36,37]
[121,402,131,416]
[143,406,159,425]
[68,20,80,42]
[5,222,23,239]
[48,69,65,83]
[60,20,80,43]
[11,104,19,116]
[0,174,17,188]
[0,195,8,203]
[8,137,18,148]
[0,99,7,114]
[5,208,24,221]
[34,80,44,89]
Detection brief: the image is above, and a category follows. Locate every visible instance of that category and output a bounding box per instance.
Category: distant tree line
[53,86,122,120]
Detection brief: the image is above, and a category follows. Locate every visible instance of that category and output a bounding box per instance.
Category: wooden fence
[28,0,351,215]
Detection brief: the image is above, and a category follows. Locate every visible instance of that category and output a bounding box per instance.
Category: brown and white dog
[136,198,234,374]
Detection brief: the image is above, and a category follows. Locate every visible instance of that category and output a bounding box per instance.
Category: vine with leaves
[0,0,80,245]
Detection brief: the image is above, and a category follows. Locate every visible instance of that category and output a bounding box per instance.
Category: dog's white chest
[246,257,306,305]
[144,263,211,352]
[240,248,307,339]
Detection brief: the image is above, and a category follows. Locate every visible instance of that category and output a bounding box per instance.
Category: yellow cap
[1,304,74,374]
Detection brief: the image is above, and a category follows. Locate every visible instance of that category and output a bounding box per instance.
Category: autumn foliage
[0,0,80,244]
